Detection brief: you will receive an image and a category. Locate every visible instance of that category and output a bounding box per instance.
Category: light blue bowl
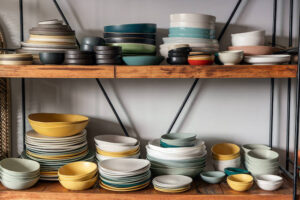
[168,33,215,39]
[122,56,164,66]
[169,27,215,35]
[104,23,156,33]
[200,171,225,184]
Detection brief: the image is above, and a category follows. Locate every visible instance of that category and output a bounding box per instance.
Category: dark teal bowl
[39,52,64,64]
[122,56,163,66]
[104,23,156,33]
[224,167,249,176]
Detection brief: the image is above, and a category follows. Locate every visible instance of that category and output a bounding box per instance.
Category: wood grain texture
[116,65,297,78]
[0,65,114,78]
[0,178,296,200]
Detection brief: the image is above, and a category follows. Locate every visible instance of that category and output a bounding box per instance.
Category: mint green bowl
[108,43,156,54]
[200,171,225,184]
[122,56,164,66]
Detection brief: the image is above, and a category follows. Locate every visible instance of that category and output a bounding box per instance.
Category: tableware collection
[227,174,253,191]
[94,46,123,65]
[98,158,151,191]
[0,158,40,190]
[94,135,140,162]
[0,53,33,65]
[152,175,192,193]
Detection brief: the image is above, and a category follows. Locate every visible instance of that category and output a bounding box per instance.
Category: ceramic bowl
[169,33,214,39]
[58,161,97,181]
[228,46,281,55]
[122,56,163,65]
[109,43,156,54]
[105,37,155,45]
[224,167,249,176]
[255,175,283,191]
[241,144,270,155]
[1,176,39,190]
[104,23,156,33]
[160,139,196,148]
[161,133,196,142]
[170,21,215,29]
[167,56,188,65]
[0,158,40,177]
[246,149,279,163]
[231,35,264,46]
[200,171,225,184]
[59,174,97,190]
[82,37,105,46]
[97,146,139,157]
[188,55,214,65]
[231,30,265,38]
[104,32,155,39]
[218,50,243,65]
[170,13,216,23]
[162,37,218,45]
[94,135,138,146]
[80,44,94,52]
[96,142,140,153]
[213,157,241,171]
[169,27,214,36]
[39,52,64,64]
[151,166,203,177]
[211,143,240,160]
[227,174,253,191]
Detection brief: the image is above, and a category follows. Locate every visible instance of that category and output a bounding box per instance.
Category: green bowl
[200,171,225,184]
[104,23,156,33]
[122,56,163,66]
[108,43,156,54]
[160,139,196,147]
[241,144,270,154]
[246,149,279,163]
[224,167,249,176]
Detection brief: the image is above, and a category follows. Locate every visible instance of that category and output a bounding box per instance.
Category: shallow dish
[169,33,214,39]
[161,133,196,142]
[228,46,281,55]
[244,55,291,65]
[39,52,64,64]
[0,158,40,176]
[104,23,156,33]
[151,166,203,177]
[200,171,225,184]
[153,175,192,188]
[169,27,214,36]
[100,159,150,173]
[122,56,163,66]
[170,21,214,29]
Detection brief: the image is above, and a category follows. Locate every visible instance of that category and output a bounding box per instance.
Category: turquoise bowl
[169,27,215,35]
[200,171,226,184]
[224,167,249,176]
[122,56,163,66]
[168,33,215,39]
[161,133,196,142]
[104,23,156,33]
[160,140,195,148]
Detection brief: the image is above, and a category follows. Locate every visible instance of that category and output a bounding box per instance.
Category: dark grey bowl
[82,37,105,46]
[39,52,65,65]
[167,56,188,65]
[80,44,95,52]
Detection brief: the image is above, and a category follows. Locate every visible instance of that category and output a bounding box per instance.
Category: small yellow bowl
[58,161,97,181]
[211,143,240,156]
[59,174,97,190]
[227,180,253,191]
[96,146,140,157]
[212,152,240,160]
[227,174,253,191]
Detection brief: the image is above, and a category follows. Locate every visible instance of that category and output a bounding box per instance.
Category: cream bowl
[256,175,283,191]
[170,13,216,23]
[218,50,243,65]
[94,135,138,146]
[0,158,40,177]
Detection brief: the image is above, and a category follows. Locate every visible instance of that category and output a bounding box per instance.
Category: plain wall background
[0,0,299,164]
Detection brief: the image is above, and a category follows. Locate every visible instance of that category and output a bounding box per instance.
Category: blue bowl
[168,33,215,39]
[224,168,250,176]
[169,27,215,35]
[122,56,163,66]
[104,23,156,33]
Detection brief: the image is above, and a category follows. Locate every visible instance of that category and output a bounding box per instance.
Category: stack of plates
[18,19,77,64]
[0,53,33,65]
[94,135,140,162]
[22,129,94,181]
[64,50,95,65]
[94,46,122,65]
[146,139,207,177]
[0,158,40,190]
[244,149,279,176]
[160,133,196,147]
[152,175,192,193]
[104,23,156,55]
[160,13,219,58]
[99,159,151,191]
[212,143,241,171]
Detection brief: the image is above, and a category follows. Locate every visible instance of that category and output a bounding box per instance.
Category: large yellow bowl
[59,174,97,190]
[96,146,140,157]
[227,174,253,192]
[211,143,240,156]
[212,152,240,160]
[58,161,97,181]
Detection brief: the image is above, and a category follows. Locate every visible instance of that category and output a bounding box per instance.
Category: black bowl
[104,37,155,45]
[168,47,191,54]
[104,32,156,39]
[39,52,65,65]
[167,56,188,65]
[168,52,189,57]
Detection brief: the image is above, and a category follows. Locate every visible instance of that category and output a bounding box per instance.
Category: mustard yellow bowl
[58,161,97,181]
[227,174,253,192]
[96,146,140,157]
[211,143,240,156]
[212,152,240,160]
[59,174,97,190]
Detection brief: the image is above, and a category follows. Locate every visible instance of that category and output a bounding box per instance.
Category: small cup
[218,50,244,65]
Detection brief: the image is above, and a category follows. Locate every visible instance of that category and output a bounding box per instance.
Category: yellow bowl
[99,181,150,192]
[212,152,240,160]
[228,174,253,183]
[59,174,97,190]
[211,143,240,156]
[58,161,97,181]
[227,179,253,191]
[96,146,140,157]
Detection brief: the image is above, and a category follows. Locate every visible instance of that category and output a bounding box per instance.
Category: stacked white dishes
[22,129,94,181]
[0,158,40,190]
[18,19,77,64]
[160,13,219,58]
[255,174,283,191]
[244,149,279,177]
[94,135,140,162]
[146,138,207,177]
[152,175,192,193]
[99,158,151,191]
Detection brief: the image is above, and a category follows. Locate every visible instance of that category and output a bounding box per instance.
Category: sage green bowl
[246,149,279,163]
[241,144,270,154]
[122,56,163,66]
[161,133,197,142]
[1,176,39,190]
[0,158,40,177]
[200,171,225,184]
[108,43,156,54]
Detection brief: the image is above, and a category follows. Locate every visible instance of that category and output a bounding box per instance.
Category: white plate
[39,19,63,25]
[99,158,150,173]
[94,135,138,146]
[153,175,192,188]
[244,55,291,65]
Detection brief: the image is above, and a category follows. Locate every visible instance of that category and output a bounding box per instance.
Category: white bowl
[170,21,215,29]
[231,35,265,46]
[1,176,39,190]
[213,157,241,171]
[94,135,138,146]
[241,144,270,154]
[153,175,192,188]
[218,50,244,65]
[99,158,150,173]
[170,13,216,23]
[95,142,140,153]
[244,55,291,65]
[231,30,265,38]
[162,37,218,45]
[256,175,283,191]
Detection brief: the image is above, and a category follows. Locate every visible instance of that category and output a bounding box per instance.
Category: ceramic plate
[21,42,77,49]
[244,55,291,65]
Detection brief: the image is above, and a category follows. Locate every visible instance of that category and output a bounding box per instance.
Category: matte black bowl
[39,52,65,65]
[168,47,191,54]
[167,56,188,65]
[168,52,189,57]
[80,44,95,52]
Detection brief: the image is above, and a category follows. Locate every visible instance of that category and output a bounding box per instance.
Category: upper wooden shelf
[0,64,296,79]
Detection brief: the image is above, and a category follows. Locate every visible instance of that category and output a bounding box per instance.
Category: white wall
[0,0,299,163]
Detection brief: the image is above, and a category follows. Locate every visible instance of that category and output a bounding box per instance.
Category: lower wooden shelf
[0,177,296,200]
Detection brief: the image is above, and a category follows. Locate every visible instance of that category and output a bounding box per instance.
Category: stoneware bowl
[82,37,105,46]
[105,37,155,45]
[211,143,240,160]
[200,171,225,184]
[167,56,188,65]
[218,50,243,65]
[58,161,97,181]
[122,56,163,66]
[224,167,249,176]
[104,23,156,33]
[231,30,265,46]
[39,52,64,65]
[170,13,216,23]
[241,144,271,155]
[59,174,97,190]
[104,32,155,39]
[227,174,253,192]
[255,175,283,191]
[246,149,279,163]
[188,55,214,65]
[0,158,40,177]
[1,176,39,190]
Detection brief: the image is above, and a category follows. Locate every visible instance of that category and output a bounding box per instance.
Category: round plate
[96,54,121,59]
[0,57,33,61]
[30,27,72,32]
[104,32,156,39]
[39,19,63,25]
[30,34,75,39]
[0,54,32,58]
[105,37,155,45]
[64,59,94,65]
[96,59,122,64]
[95,49,121,55]
[65,54,95,59]
[26,129,86,140]
[65,50,94,55]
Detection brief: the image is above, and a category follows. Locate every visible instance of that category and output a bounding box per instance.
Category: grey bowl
[39,52,65,64]
[82,37,105,46]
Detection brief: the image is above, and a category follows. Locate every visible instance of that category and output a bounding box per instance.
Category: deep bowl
[167,56,188,65]
[241,144,271,154]
[211,143,240,158]
[122,56,163,66]
[58,161,97,181]
[39,52,64,64]
[200,171,225,184]
[246,149,279,163]
[218,50,243,65]
[104,32,156,39]
[80,44,95,52]
[0,158,40,177]
[104,23,156,33]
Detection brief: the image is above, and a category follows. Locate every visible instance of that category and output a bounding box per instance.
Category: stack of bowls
[94,135,140,162]
[160,133,196,147]
[64,50,95,65]
[152,175,192,193]
[255,175,283,191]
[244,149,279,176]
[227,174,253,192]
[167,47,190,65]
[104,23,156,56]
[241,144,270,158]
[188,52,215,65]
[81,37,105,52]
[146,138,207,177]
[58,161,98,190]
[94,46,122,65]
[99,158,151,191]
[0,158,40,190]
[0,53,33,65]
[212,143,241,171]
[18,19,77,64]
[160,13,219,58]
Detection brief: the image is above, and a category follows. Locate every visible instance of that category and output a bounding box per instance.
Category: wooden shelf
[0,177,296,200]
[0,64,296,79]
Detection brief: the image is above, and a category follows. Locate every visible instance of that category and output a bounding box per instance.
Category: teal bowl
[161,133,196,142]
[122,56,163,66]
[200,171,225,184]
[168,33,215,39]
[224,167,249,176]
[160,140,195,148]
[104,23,156,33]
[169,27,215,35]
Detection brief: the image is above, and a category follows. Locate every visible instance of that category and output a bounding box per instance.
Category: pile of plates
[104,23,156,56]
[18,19,77,64]
[99,158,151,191]
[0,53,33,65]
[94,46,122,65]
[23,129,94,181]
[244,149,279,176]
[152,175,192,193]
[146,138,207,177]
[160,13,219,58]
[212,143,241,171]
[64,50,95,65]
[94,135,140,162]
[0,158,40,190]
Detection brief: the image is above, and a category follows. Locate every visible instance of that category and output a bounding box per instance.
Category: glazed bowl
[167,56,188,65]
[211,143,240,160]
[231,34,265,46]
[94,135,138,146]
[122,56,163,65]
[244,55,291,65]
[104,23,156,33]
[96,141,140,153]
[160,139,196,148]
[0,158,40,177]
[246,149,279,163]
[170,13,216,23]
[161,133,196,142]
[169,33,214,39]
[170,21,214,29]
[213,157,241,171]
[224,167,249,176]
[1,176,39,190]
[105,37,155,45]
[59,174,97,190]
[58,161,97,181]
[188,54,214,65]
[82,37,105,46]
[241,144,270,155]
[169,27,214,36]
[231,30,265,38]
[104,32,155,39]
[218,50,243,65]
[97,146,139,157]
[228,46,281,55]
[200,171,225,184]
[255,175,283,191]
[227,174,253,191]
[108,43,156,54]
[39,52,64,65]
